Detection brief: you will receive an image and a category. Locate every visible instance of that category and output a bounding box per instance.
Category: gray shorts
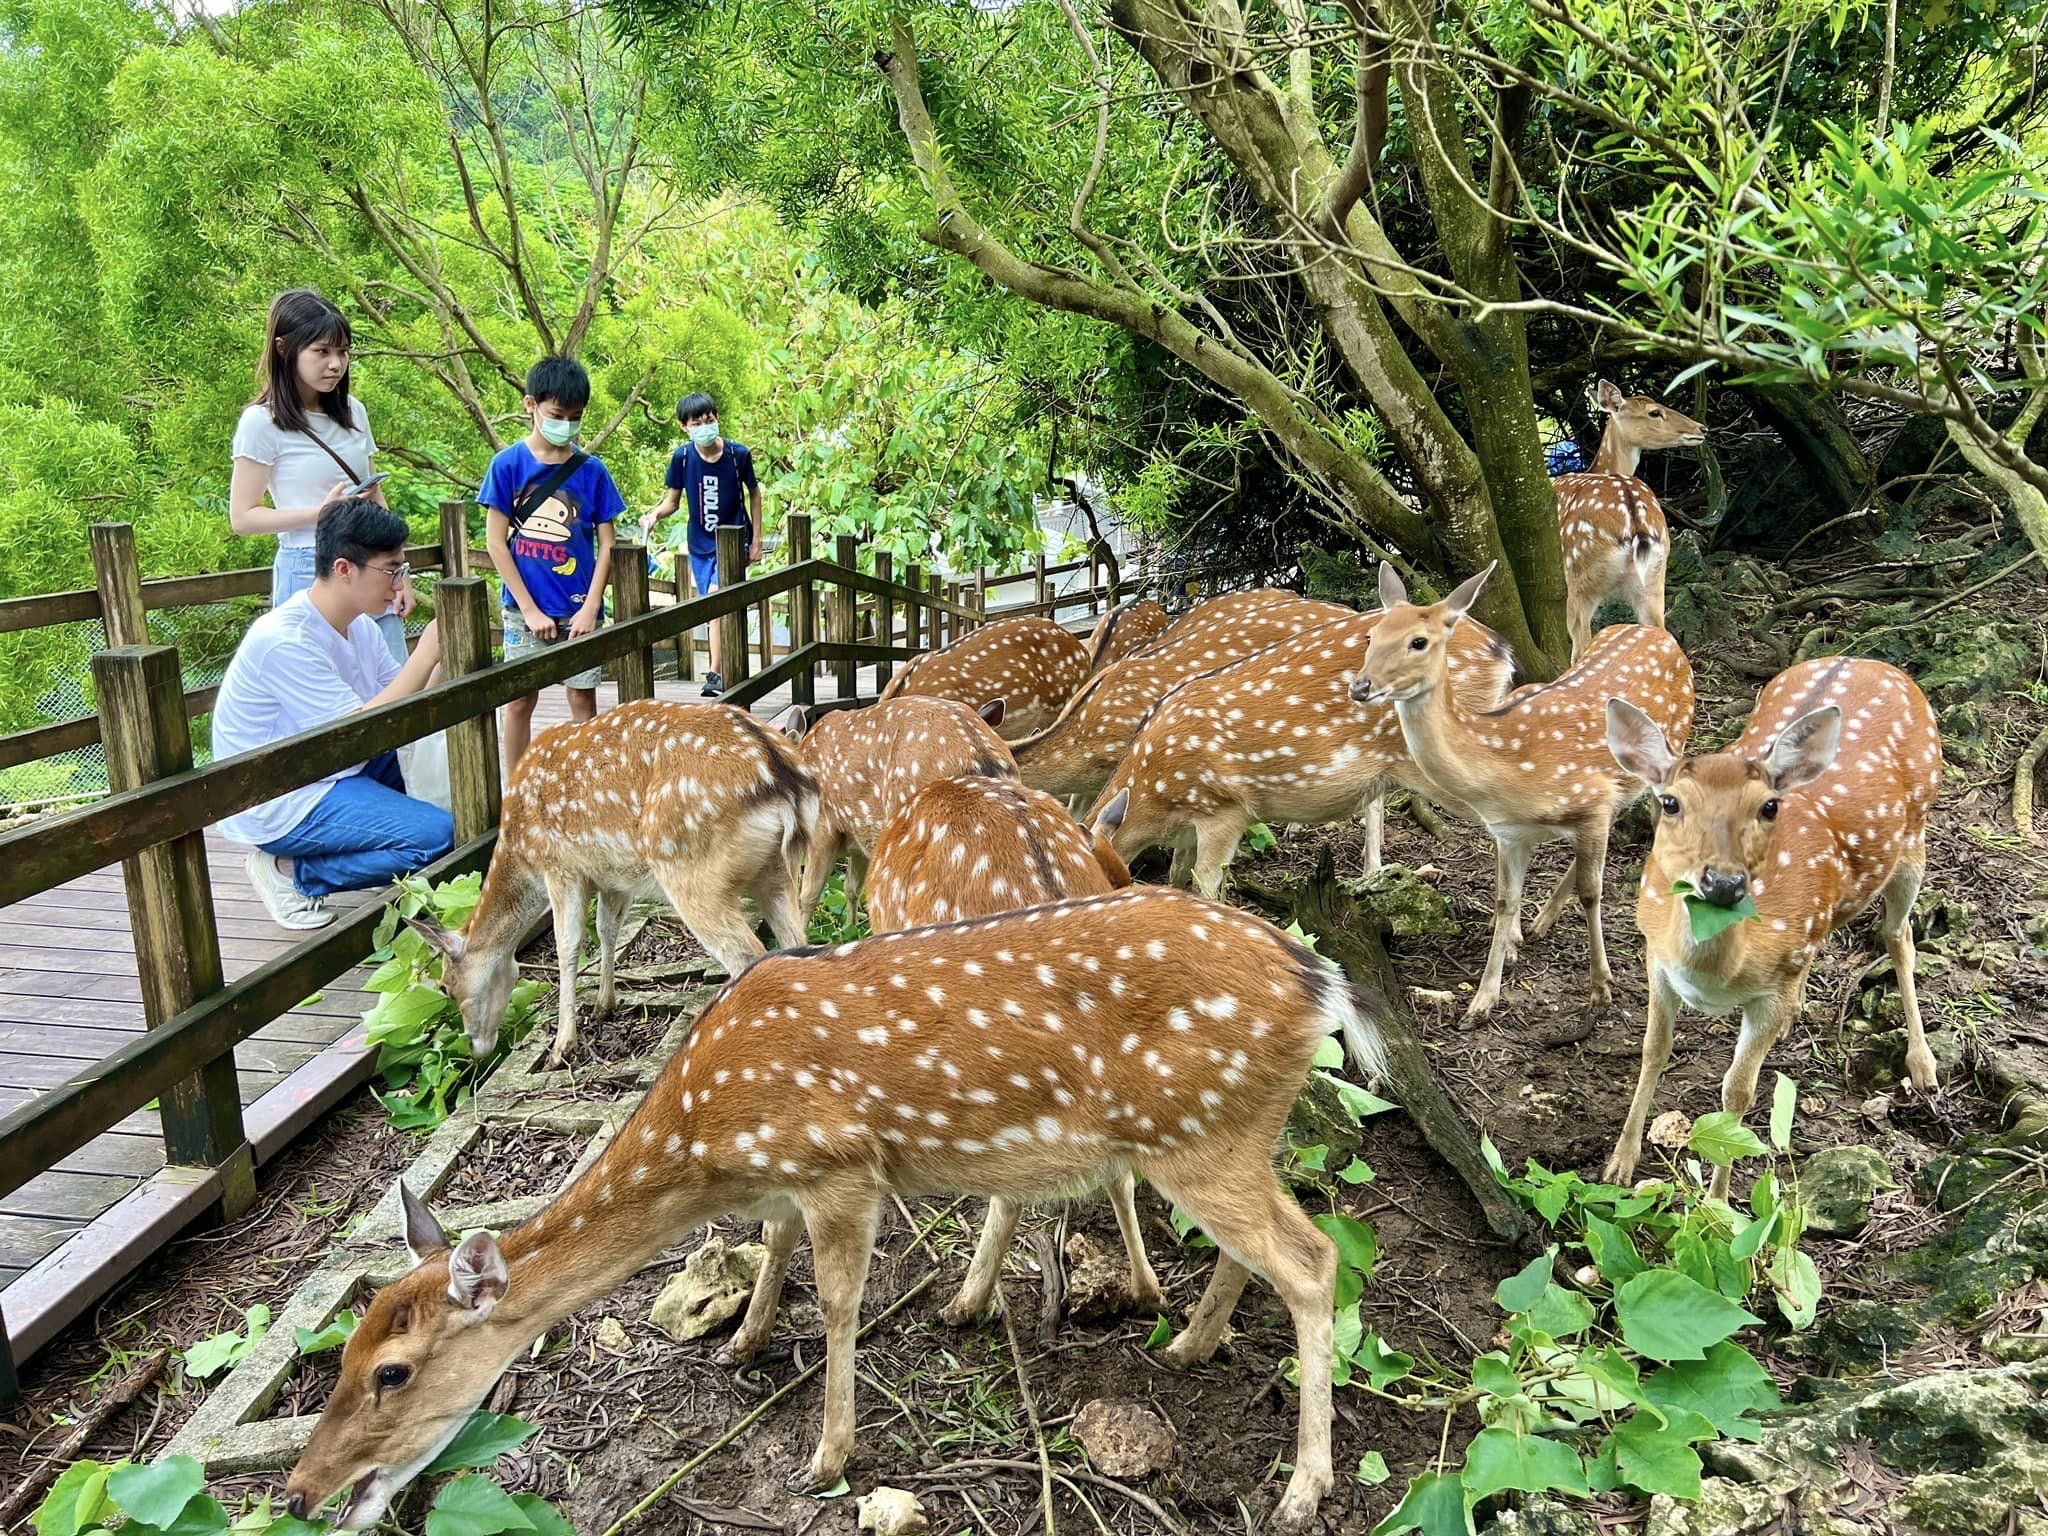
[504,607,605,691]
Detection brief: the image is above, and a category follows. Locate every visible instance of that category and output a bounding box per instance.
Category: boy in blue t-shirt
[647,391,762,698]
[480,356,625,771]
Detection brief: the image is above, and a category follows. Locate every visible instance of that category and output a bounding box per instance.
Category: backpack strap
[509,451,588,531]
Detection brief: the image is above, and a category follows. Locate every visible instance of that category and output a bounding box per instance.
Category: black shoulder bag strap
[508,451,588,532]
[303,424,367,488]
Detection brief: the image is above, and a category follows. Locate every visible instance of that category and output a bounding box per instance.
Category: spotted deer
[788,695,1017,918]
[878,616,1088,739]
[864,774,1151,1318]
[1557,381,1707,659]
[1083,596,1170,672]
[1602,658,1941,1196]
[284,887,1387,1534]
[1087,612,1517,894]
[1355,564,1695,1024]
[404,702,815,1066]
[1012,592,1354,802]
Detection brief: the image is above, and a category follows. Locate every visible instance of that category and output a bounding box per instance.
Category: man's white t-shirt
[213,592,401,845]
[231,399,378,550]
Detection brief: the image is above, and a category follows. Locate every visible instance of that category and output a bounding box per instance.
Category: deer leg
[1467,833,1538,1024]
[1564,582,1593,662]
[1637,560,1667,630]
[798,826,849,921]
[1605,967,1680,1185]
[655,863,767,981]
[1191,815,1247,900]
[1359,796,1385,874]
[1710,990,1796,1202]
[1108,1169,1167,1312]
[1531,858,1578,940]
[1160,1251,1251,1367]
[1167,834,1195,888]
[593,887,629,1019]
[543,873,591,1067]
[748,863,807,952]
[1576,822,1614,1006]
[1879,855,1937,1093]
[943,1197,1022,1325]
[843,846,870,909]
[720,1207,804,1365]
[791,1193,880,1495]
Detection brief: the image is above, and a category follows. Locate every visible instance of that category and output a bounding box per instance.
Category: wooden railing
[0,512,1149,1392]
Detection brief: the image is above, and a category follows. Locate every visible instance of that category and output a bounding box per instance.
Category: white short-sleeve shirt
[232,398,378,549]
[212,592,402,845]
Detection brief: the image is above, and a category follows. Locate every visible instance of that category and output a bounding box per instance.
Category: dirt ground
[6,536,2045,1536]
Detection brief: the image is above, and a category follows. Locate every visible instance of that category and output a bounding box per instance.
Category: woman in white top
[230,289,414,661]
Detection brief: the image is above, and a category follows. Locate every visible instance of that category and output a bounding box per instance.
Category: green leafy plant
[1669,880,1761,943]
[1246,823,1279,852]
[805,868,870,945]
[292,1310,359,1356]
[182,1306,269,1381]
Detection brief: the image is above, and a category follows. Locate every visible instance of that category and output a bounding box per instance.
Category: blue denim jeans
[262,751,455,899]
[272,544,406,664]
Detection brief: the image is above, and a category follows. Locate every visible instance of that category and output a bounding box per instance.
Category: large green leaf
[1494,1251,1555,1314]
[1671,882,1760,942]
[1314,1213,1379,1280]
[1372,1472,1473,1536]
[1524,1283,1596,1340]
[1614,1271,1763,1360]
[423,1476,537,1536]
[1583,1215,1645,1285]
[424,1412,539,1475]
[1687,1112,1769,1168]
[510,1497,575,1536]
[34,1460,114,1536]
[1611,1418,1704,1499]
[1356,1332,1415,1390]
[1772,1247,1823,1328]
[1460,1427,1589,1502]
[1769,1073,1797,1152]
[109,1457,206,1528]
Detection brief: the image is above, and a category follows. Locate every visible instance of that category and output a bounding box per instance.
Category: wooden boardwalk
[0,666,851,1338]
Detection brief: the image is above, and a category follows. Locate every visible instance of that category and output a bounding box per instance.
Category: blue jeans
[688,552,721,598]
[272,545,405,664]
[263,752,454,899]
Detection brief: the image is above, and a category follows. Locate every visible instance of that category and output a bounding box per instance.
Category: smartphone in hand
[348,471,390,496]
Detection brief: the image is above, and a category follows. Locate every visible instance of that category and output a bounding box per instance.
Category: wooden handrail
[0,685,221,773]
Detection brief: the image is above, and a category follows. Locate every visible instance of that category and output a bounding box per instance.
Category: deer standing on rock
[1087,611,1516,894]
[409,701,816,1066]
[878,616,1088,739]
[1557,382,1707,659]
[864,774,1155,1320]
[1355,564,1695,1025]
[285,887,1388,1534]
[1603,658,1942,1197]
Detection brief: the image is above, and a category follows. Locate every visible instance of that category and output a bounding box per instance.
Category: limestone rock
[1346,864,1458,937]
[1901,1473,2019,1536]
[1073,1399,1176,1477]
[856,1488,928,1536]
[1645,1479,1783,1536]
[649,1238,765,1342]
[1801,1146,1894,1236]
[594,1316,631,1353]
[1648,1110,1692,1149]
[1481,1495,1598,1536]
[1063,1231,1132,1321]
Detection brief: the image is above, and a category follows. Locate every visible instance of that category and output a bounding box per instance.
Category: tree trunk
[1715,383,1873,551]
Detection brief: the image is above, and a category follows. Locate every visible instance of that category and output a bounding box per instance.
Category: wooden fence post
[438,501,472,580]
[904,562,924,658]
[1034,551,1047,613]
[673,558,697,683]
[91,523,148,647]
[611,545,655,703]
[833,534,858,702]
[717,526,750,685]
[874,550,894,695]
[975,566,988,626]
[92,643,252,1220]
[787,515,815,708]
[436,579,502,842]
[928,571,945,648]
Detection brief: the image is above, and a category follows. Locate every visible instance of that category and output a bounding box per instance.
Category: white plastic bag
[398,733,454,815]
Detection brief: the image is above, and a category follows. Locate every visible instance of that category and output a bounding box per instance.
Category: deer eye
[377,1363,413,1389]
[1408,635,1427,651]
[1658,794,1680,816]
[1648,408,1663,418]
[1759,798,1780,822]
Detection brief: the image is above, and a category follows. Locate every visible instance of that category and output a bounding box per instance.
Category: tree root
[2015,718,2048,838]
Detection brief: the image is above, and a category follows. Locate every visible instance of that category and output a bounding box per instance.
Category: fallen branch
[0,1349,172,1525]
[1842,549,2040,649]
[915,1458,1186,1531]
[999,1284,1058,1536]
[2015,719,2048,838]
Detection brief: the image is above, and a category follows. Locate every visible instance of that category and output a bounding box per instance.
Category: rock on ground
[1072,1399,1176,1478]
[649,1238,765,1342]
[1800,1145,1895,1236]
[856,1487,929,1536]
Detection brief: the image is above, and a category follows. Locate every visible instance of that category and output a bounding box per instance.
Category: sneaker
[246,850,335,931]
[701,671,725,699]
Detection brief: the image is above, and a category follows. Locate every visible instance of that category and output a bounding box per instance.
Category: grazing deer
[1083,596,1170,672]
[1089,611,1516,895]
[1557,381,1707,659]
[788,696,1017,918]
[1012,592,1353,802]
[408,701,815,1066]
[878,616,1088,739]
[865,774,1152,1319]
[284,888,1387,1534]
[1602,658,1941,1196]
[1355,564,1694,1024]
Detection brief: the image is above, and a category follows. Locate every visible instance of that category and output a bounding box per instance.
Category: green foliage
[1669,881,1763,944]
[291,1309,359,1356]
[805,867,870,945]
[181,1305,268,1381]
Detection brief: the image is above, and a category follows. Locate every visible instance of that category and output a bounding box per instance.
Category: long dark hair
[254,289,354,436]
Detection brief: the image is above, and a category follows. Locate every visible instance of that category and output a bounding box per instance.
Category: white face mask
[537,415,580,448]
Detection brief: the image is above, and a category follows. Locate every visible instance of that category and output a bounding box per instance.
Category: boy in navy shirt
[648,391,761,697]
[481,356,625,770]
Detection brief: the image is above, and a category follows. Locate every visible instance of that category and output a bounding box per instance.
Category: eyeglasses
[365,561,411,585]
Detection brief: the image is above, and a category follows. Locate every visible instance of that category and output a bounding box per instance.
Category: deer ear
[1763,706,1841,792]
[978,697,1006,730]
[404,915,465,963]
[447,1231,509,1317]
[1606,698,1677,787]
[1376,562,1408,611]
[772,704,809,741]
[1596,379,1626,413]
[400,1181,448,1265]
[1093,787,1130,837]
[1443,562,1496,624]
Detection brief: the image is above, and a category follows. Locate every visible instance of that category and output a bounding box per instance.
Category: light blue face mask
[538,415,580,448]
[689,422,720,450]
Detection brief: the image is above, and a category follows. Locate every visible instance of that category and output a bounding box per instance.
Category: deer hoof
[1601,1147,1637,1186]
[1269,1472,1332,1535]
[1127,1280,1168,1314]
[940,1293,995,1327]
[1905,1045,1940,1094]
[1156,1331,1214,1370]
[788,1455,847,1497]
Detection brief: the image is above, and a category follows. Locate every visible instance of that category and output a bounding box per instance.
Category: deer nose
[285,1493,308,1521]
[1696,867,1748,907]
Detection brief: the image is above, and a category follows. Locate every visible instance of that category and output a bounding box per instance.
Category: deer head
[1594,380,1707,463]
[406,917,519,1058]
[1352,562,1495,706]
[284,1186,512,1528]
[1606,698,1842,911]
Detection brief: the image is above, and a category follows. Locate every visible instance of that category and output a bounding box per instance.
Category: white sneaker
[246,850,335,931]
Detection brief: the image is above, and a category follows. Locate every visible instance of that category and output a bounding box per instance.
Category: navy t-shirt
[479,442,625,616]
[666,440,758,559]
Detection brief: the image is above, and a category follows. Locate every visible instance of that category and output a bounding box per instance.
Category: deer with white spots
[1355,563,1695,1024]
[284,887,1387,1534]
[407,701,816,1067]
[1012,591,1354,802]
[1087,610,1517,894]
[1602,658,1941,1197]
[864,773,1155,1319]
[878,615,1088,739]
[1083,596,1170,672]
[787,695,1017,919]
[1557,381,1707,659]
